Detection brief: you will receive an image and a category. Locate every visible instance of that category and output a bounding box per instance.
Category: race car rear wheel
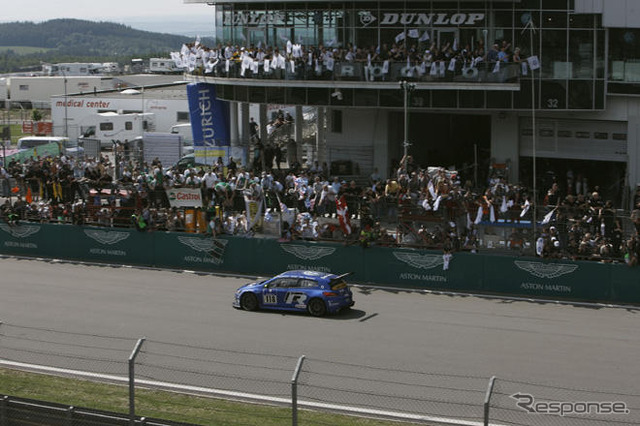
[240,293,258,311]
[307,298,327,317]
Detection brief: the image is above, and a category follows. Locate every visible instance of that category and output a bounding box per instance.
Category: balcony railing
[193,59,522,85]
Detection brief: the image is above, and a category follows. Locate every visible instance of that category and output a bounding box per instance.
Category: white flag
[500,196,508,213]
[408,29,419,38]
[439,61,446,76]
[521,61,528,76]
[419,31,430,42]
[430,62,438,76]
[541,208,556,225]
[395,31,406,43]
[527,55,541,70]
[326,57,335,71]
[448,58,456,72]
[433,195,442,211]
[428,180,436,199]
[492,61,501,73]
[474,206,484,225]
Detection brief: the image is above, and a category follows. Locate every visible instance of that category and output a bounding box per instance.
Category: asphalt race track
[0,257,639,425]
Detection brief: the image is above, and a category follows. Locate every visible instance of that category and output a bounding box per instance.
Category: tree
[31,109,43,122]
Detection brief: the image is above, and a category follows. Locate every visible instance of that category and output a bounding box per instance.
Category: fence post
[66,406,75,425]
[291,355,306,426]
[1,395,8,426]
[484,376,497,426]
[128,337,146,426]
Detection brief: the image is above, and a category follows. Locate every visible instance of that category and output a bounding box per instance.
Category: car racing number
[263,293,277,304]
[285,292,308,305]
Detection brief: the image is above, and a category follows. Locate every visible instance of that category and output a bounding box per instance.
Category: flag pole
[522,17,538,252]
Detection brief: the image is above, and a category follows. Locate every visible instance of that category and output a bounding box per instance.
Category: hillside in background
[0,19,214,73]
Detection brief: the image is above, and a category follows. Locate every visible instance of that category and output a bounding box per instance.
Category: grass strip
[0,368,411,425]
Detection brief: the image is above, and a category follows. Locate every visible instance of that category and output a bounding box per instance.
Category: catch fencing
[1,322,639,425]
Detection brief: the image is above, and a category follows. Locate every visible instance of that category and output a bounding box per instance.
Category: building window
[612,133,627,141]
[177,112,189,122]
[575,131,590,138]
[331,110,342,133]
[125,122,133,131]
[99,123,114,131]
[593,132,608,140]
[19,85,29,91]
[557,130,572,137]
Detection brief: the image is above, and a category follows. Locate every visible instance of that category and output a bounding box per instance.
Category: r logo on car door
[285,292,308,305]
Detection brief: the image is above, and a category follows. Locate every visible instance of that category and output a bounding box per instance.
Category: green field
[0,45,53,54]
[0,368,407,425]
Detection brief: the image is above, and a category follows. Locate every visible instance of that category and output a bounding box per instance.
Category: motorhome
[42,62,103,76]
[80,112,156,149]
[149,58,182,74]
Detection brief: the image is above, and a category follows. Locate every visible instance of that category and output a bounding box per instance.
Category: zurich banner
[186,82,230,148]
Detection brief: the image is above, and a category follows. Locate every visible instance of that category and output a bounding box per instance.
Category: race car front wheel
[240,293,259,311]
[307,298,327,317]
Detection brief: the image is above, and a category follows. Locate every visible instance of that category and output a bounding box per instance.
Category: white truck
[170,123,194,155]
[79,112,156,149]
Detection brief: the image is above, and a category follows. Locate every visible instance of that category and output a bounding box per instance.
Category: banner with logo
[166,188,203,208]
[186,82,230,148]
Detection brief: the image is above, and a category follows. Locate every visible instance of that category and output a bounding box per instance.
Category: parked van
[17,136,83,157]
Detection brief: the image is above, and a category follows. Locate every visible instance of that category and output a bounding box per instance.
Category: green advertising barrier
[480,255,611,302]
[0,222,639,305]
[367,247,485,292]
[0,221,51,258]
[610,265,640,304]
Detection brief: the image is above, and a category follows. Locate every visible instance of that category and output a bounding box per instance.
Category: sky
[1,0,215,36]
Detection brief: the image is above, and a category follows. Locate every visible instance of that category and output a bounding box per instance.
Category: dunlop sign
[359,12,485,27]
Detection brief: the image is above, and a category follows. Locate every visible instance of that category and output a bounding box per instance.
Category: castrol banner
[166,188,203,208]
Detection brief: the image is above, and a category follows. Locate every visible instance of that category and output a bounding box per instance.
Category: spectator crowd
[1,144,639,266]
[171,35,530,81]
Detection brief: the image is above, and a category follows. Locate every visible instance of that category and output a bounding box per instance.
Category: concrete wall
[490,112,520,183]
[325,108,388,178]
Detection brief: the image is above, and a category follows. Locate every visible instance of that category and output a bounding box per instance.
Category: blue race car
[233,270,355,316]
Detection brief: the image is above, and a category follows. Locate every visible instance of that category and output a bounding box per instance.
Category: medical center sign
[359,11,485,27]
